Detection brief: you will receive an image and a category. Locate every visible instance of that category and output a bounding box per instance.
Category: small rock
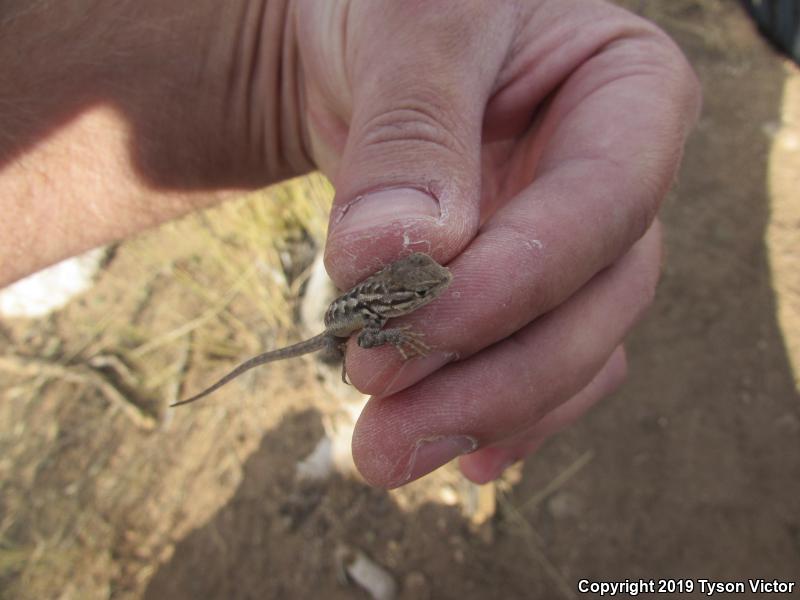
[337,545,397,600]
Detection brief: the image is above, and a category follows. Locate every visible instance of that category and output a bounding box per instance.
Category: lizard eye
[414,290,427,297]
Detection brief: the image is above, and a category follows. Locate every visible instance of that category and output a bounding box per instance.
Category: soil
[1,1,799,599]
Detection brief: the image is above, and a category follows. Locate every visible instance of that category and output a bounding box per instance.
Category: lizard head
[381,252,453,315]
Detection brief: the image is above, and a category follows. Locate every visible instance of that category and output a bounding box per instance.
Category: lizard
[170,252,452,407]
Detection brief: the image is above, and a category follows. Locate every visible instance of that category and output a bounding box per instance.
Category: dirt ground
[1,1,799,599]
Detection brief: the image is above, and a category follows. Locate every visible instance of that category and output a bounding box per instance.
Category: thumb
[323,6,500,284]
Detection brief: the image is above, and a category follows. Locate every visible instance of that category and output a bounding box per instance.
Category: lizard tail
[170,333,332,407]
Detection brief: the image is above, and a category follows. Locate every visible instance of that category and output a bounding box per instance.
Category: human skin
[0,0,700,486]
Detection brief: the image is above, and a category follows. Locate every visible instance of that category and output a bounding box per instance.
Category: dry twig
[0,354,156,431]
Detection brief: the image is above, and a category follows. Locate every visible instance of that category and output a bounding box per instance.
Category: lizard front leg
[357,322,431,360]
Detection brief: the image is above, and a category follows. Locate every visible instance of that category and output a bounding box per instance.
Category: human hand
[300,0,701,486]
[0,0,699,488]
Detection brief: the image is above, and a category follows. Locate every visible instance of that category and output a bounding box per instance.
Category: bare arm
[0,0,311,286]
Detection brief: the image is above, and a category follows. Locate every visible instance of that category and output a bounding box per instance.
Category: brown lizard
[171,252,452,407]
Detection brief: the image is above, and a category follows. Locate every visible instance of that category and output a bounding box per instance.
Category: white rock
[0,248,105,318]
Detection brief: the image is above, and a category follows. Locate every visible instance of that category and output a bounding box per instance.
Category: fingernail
[333,188,441,237]
[399,436,477,486]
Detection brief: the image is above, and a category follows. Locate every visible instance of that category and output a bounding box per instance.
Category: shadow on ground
[144,409,548,600]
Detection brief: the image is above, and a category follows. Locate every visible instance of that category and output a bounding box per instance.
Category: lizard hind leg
[335,340,351,385]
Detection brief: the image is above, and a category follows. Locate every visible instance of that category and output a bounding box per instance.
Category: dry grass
[0,173,334,599]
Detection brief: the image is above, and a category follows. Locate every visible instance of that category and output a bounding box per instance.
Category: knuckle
[358,101,467,157]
